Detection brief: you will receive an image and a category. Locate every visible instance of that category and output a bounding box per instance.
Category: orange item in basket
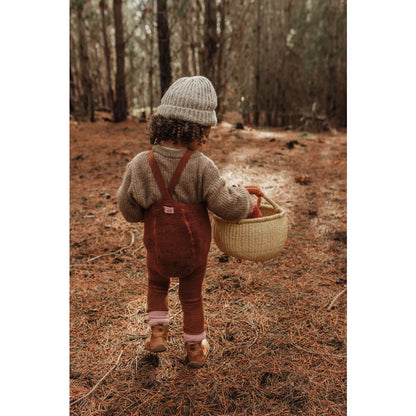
[246,204,263,219]
[245,186,263,218]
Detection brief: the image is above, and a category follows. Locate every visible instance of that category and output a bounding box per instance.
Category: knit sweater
[117,145,253,223]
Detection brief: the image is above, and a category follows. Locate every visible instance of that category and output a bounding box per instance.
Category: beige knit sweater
[117,145,253,223]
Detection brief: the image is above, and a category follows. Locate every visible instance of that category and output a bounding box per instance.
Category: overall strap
[147,151,170,200]
[147,150,194,200]
[167,150,194,196]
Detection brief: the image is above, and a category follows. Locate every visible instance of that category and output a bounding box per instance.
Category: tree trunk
[190,36,198,76]
[90,36,105,109]
[99,0,114,113]
[203,0,218,83]
[253,0,261,126]
[148,0,155,114]
[113,0,127,122]
[216,0,226,120]
[326,0,337,120]
[70,30,78,117]
[196,0,205,76]
[180,24,190,77]
[156,0,172,98]
[76,1,95,122]
[188,5,198,76]
[70,66,76,115]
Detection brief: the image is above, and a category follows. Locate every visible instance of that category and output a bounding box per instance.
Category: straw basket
[212,193,287,261]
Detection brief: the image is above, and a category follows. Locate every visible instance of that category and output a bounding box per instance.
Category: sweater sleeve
[116,162,144,222]
[202,158,253,221]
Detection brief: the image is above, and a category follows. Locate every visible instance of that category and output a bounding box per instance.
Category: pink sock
[148,311,169,327]
[183,331,206,343]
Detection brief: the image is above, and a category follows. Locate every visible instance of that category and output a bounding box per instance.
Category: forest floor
[70,112,347,416]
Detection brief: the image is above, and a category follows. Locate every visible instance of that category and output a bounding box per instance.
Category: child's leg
[179,260,207,342]
[146,261,170,325]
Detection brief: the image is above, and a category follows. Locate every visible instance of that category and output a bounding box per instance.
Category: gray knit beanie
[157,76,217,126]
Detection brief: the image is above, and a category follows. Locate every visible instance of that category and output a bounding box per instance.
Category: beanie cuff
[157,104,217,126]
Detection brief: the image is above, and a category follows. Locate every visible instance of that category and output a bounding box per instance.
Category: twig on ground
[132,245,144,258]
[291,342,346,358]
[127,334,147,340]
[116,401,137,416]
[244,320,260,348]
[87,232,135,262]
[327,287,347,311]
[70,263,113,269]
[70,350,124,406]
[169,310,183,320]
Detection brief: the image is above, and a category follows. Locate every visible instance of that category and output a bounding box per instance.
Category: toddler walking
[117,76,257,367]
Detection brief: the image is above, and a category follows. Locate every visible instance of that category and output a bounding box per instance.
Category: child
[117,76,258,368]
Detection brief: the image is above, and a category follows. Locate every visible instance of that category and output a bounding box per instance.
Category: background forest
[70,0,346,129]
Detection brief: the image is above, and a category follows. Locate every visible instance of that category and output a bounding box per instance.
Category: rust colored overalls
[143,150,212,336]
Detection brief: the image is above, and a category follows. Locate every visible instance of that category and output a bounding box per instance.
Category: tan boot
[144,324,168,353]
[185,339,210,368]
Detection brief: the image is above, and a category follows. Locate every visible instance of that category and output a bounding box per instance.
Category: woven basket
[212,193,287,261]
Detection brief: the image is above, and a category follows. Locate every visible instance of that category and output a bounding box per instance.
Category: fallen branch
[87,232,135,262]
[327,287,347,311]
[70,350,124,406]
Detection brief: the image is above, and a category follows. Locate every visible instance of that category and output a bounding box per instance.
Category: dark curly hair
[148,114,211,148]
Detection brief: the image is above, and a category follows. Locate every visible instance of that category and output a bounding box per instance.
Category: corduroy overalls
[143,150,212,335]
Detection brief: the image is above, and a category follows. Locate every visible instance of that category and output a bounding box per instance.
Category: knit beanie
[157,76,217,126]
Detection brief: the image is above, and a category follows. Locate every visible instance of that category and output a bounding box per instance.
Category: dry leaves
[70,114,346,415]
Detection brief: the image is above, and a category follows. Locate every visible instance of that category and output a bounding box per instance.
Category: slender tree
[203,0,218,83]
[156,0,172,97]
[70,29,78,116]
[326,0,338,120]
[216,0,226,120]
[75,0,95,121]
[99,0,114,112]
[148,0,155,113]
[253,0,261,125]
[189,15,198,75]
[113,0,128,122]
[180,24,191,77]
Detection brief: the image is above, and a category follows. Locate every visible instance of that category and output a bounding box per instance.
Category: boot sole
[145,344,167,353]
[188,360,204,368]
[188,347,209,368]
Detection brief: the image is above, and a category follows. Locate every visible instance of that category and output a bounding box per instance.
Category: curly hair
[147,114,211,148]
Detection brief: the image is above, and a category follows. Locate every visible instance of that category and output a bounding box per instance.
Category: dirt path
[70,114,346,415]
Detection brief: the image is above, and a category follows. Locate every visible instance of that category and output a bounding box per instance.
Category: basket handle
[245,186,282,211]
[245,186,263,207]
[245,186,263,197]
